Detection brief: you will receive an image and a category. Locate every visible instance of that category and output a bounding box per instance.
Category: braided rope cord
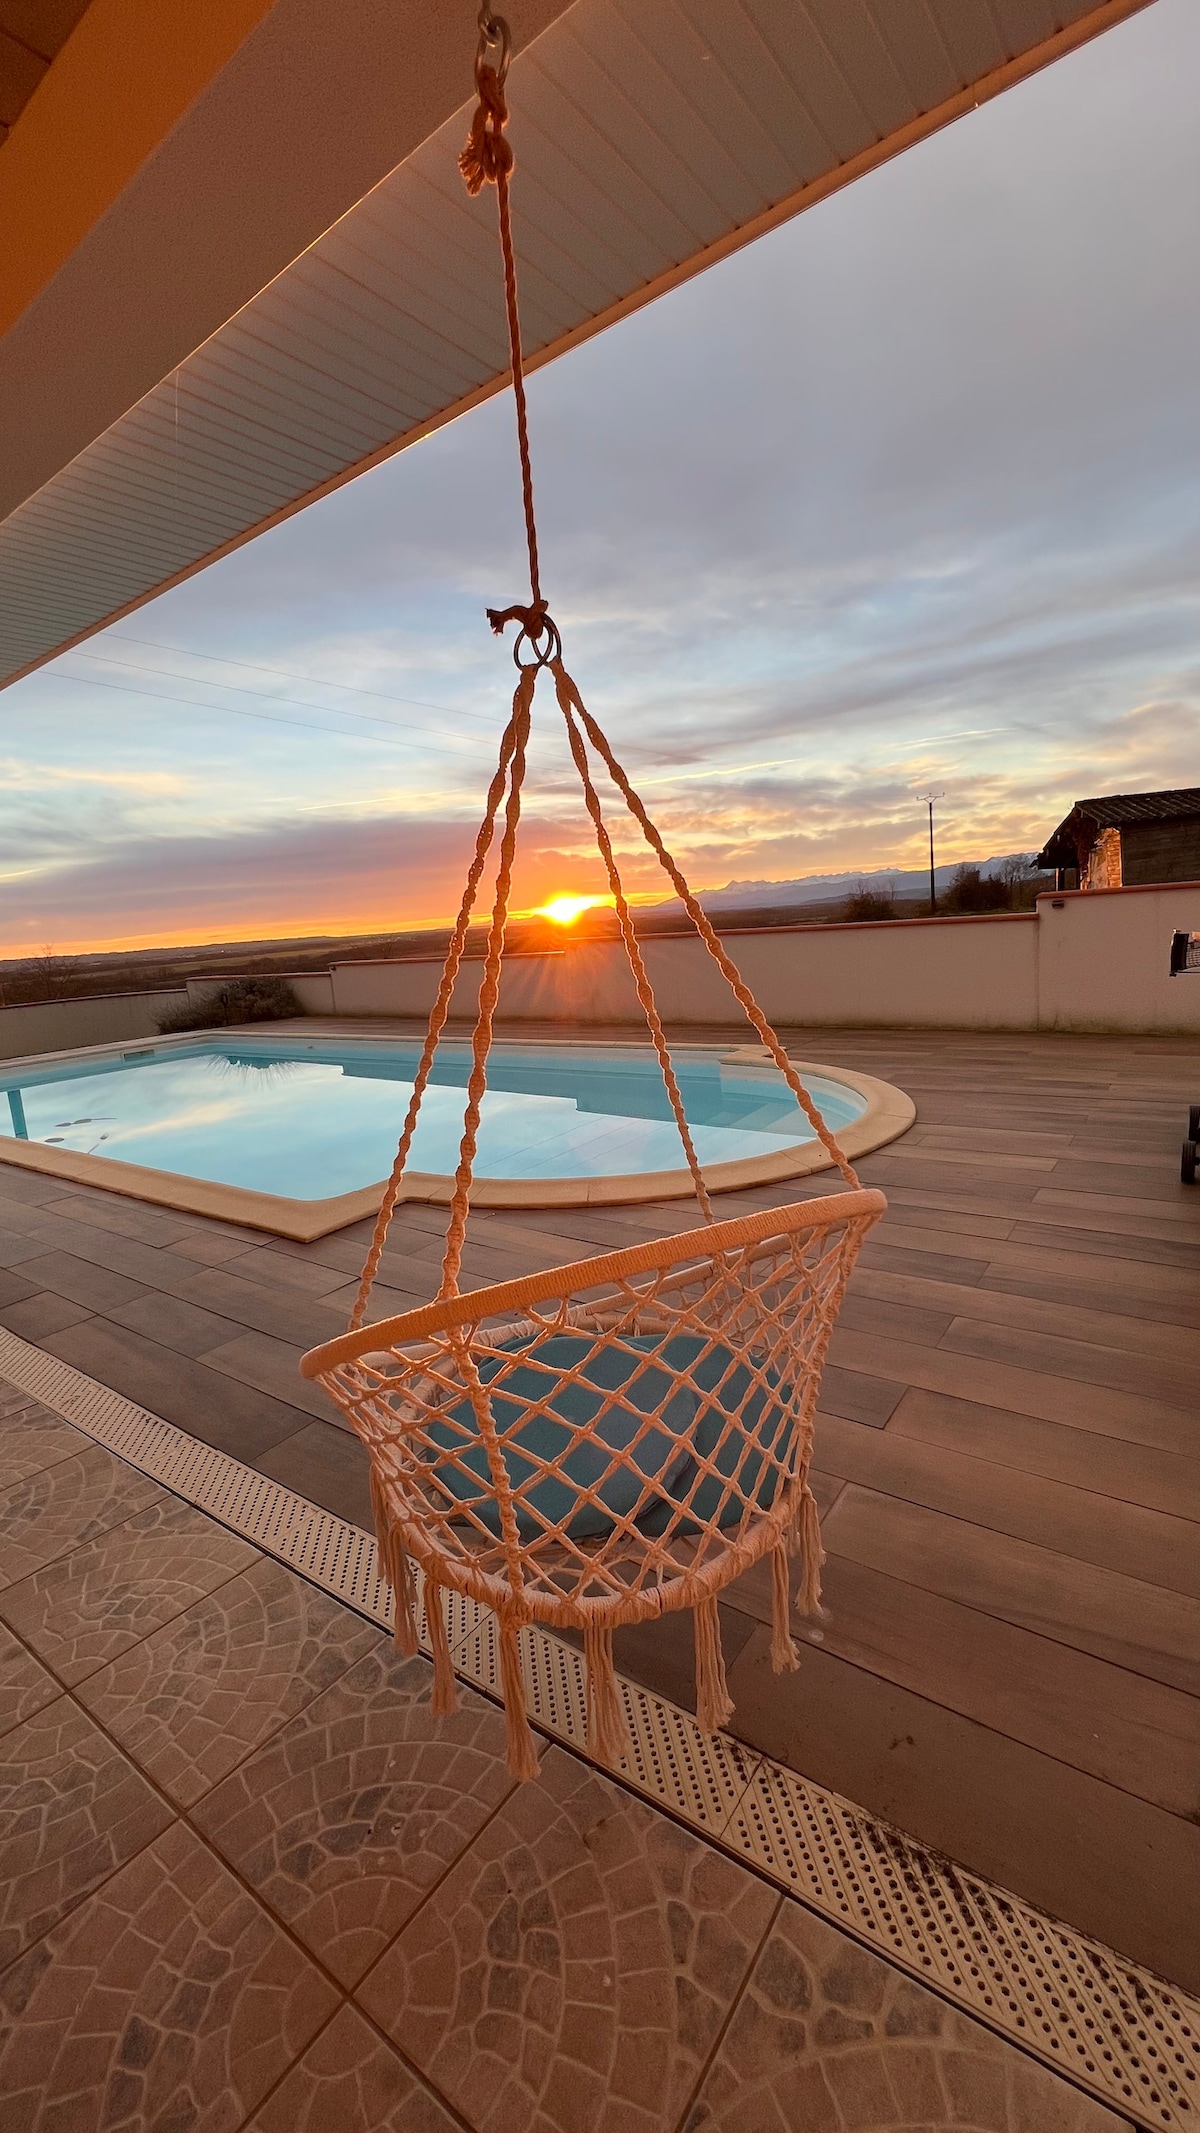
[348,674,532,1330]
[554,671,714,1223]
[551,664,862,1193]
[438,680,532,1301]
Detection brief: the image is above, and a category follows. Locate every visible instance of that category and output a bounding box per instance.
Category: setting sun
[536,894,612,927]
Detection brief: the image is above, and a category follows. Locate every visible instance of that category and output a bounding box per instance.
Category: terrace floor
[0,1022,1197,2009]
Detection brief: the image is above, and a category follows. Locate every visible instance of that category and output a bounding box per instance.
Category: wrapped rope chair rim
[302,1189,885,1372]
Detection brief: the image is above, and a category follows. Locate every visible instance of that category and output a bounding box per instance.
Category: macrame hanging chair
[301,9,886,1781]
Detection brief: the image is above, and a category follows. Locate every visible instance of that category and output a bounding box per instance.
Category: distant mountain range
[655,855,1042,913]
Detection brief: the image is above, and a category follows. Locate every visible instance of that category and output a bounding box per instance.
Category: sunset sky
[2,0,1197,957]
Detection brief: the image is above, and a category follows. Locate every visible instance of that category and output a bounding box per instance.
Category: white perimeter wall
[0,989,188,1062]
[330,882,1200,1036]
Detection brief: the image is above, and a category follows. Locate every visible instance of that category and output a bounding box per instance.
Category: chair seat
[427,1329,794,1541]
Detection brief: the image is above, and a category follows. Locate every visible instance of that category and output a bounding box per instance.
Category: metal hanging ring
[475,8,511,89]
[513,615,562,670]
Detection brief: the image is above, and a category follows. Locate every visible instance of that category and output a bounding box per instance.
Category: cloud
[2,0,1197,952]
[0,761,185,795]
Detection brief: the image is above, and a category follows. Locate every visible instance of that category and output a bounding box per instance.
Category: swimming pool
[0,1035,867,1201]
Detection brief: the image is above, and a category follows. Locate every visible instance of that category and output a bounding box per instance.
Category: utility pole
[917,790,944,915]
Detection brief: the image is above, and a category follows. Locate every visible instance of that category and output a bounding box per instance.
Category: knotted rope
[461,12,544,631]
[555,672,714,1223]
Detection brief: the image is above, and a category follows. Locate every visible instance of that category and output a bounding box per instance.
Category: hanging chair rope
[347,8,860,1330]
[556,683,714,1223]
[550,665,862,1193]
[348,675,532,1331]
[312,12,889,1781]
[437,671,531,1302]
[460,11,546,634]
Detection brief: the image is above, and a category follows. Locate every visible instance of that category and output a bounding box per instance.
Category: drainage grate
[454,1612,758,1835]
[1,1323,1195,2132]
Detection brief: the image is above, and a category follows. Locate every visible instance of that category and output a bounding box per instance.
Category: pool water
[0,1038,865,1201]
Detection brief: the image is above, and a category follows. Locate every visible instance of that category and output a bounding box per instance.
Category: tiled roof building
[1037,788,1200,888]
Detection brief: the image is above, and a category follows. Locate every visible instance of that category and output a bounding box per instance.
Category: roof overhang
[0,0,1154,690]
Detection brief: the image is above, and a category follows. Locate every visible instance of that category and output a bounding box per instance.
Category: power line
[64,648,493,756]
[36,665,482,762]
[104,633,500,727]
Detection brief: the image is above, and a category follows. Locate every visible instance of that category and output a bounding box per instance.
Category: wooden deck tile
[888,1386,1200,1520]
[938,1312,1198,1407]
[827,1322,1196,1454]
[812,1411,1200,1593]
[823,1486,1200,1695]
[722,1551,1200,1818]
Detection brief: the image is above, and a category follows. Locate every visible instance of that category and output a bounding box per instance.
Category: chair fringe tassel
[370,1470,824,1772]
[584,1622,627,1766]
[790,1480,826,1618]
[371,1469,419,1656]
[770,1543,800,1672]
[425,1577,458,1718]
[499,1620,541,1783]
[694,1596,735,1734]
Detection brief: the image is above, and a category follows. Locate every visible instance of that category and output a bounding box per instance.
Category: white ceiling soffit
[0,0,1149,690]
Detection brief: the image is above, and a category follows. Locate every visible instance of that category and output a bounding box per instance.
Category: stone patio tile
[106,1288,248,1358]
[42,1318,314,1463]
[357,1742,778,2133]
[232,1246,354,1297]
[38,1192,196,1247]
[0,1626,59,1743]
[203,1328,340,1421]
[193,1645,515,1987]
[249,2003,461,2131]
[0,1383,45,1419]
[0,1698,172,1970]
[0,1496,258,1686]
[0,1444,163,1590]
[0,1398,88,1488]
[78,1556,380,1806]
[0,1271,37,1312]
[681,1898,1134,2131]
[0,1171,63,1210]
[0,1821,338,2133]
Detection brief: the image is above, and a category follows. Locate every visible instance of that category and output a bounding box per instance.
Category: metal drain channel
[0,1323,1195,2132]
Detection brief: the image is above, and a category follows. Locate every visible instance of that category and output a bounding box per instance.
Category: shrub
[842,882,898,921]
[941,864,1010,915]
[157,975,302,1034]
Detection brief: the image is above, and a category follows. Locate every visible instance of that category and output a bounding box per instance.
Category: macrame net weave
[300,12,886,1779]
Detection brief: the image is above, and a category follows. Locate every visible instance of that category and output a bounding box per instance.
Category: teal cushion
[430,1331,796,1541]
